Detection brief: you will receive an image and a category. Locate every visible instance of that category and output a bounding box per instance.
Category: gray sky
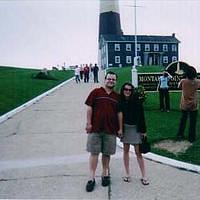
[0,0,199,71]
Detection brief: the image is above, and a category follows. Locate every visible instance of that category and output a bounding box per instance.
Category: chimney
[172,33,175,37]
[99,0,123,38]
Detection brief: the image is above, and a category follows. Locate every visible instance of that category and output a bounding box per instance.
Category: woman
[119,82,149,185]
[177,67,200,142]
[157,71,172,112]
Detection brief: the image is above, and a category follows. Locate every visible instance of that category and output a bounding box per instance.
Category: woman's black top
[119,94,146,133]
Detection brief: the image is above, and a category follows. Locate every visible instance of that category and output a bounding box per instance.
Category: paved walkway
[0,71,199,199]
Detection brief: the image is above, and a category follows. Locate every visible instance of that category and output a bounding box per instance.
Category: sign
[138,73,200,91]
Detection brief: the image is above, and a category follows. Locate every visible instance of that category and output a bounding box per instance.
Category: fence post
[132,65,138,87]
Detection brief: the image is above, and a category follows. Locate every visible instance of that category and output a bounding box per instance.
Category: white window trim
[126,44,131,51]
[163,44,168,52]
[115,56,120,63]
[115,44,120,51]
[137,44,141,51]
[154,44,159,51]
[126,56,132,64]
[172,44,177,52]
[163,56,168,63]
[172,56,177,62]
[145,44,150,51]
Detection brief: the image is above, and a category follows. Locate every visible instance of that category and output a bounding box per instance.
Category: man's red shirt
[85,87,120,135]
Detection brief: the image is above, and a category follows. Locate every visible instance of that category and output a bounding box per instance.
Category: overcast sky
[0,0,199,71]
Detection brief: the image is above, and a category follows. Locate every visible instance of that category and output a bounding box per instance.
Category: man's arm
[85,106,93,133]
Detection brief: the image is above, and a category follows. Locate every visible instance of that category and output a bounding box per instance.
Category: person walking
[119,82,149,185]
[74,65,80,83]
[157,71,172,112]
[84,64,90,83]
[177,67,200,142]
[80,65,84,80]
[93,63,99,83]
[85,71,123,192]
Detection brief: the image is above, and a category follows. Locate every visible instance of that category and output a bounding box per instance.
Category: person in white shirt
[74,65,80,83]
[157,71,172,112]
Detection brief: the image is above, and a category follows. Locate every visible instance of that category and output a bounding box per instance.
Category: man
[85,71,123,192]
[74,65,80,83]
[177,67,200,142]
[93,63,99,83]
[83,64,90,83]
[157,71,172,112]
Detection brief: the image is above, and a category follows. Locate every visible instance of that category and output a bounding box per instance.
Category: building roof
[101,34,180,43]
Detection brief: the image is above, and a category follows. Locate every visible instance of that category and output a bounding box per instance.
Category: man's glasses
[106,78,116,81]
[124,88,132,91]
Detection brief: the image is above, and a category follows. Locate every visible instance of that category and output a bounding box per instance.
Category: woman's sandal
[140,178,149,185]
[123,176,131,182]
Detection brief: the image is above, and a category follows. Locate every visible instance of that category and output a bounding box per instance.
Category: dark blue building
[99,33,180,69]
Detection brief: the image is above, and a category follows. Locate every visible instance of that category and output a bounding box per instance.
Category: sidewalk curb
[0,77,74,124]
[117,138,200,174]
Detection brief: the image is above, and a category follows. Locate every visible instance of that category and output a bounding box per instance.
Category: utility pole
[132,0,138,87]
[134,0,137,62]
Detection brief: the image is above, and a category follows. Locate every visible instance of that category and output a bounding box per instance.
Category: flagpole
[134,0,137,60]
[132,0,138,87]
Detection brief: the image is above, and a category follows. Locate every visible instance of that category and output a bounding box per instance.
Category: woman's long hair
[120,82,135,102]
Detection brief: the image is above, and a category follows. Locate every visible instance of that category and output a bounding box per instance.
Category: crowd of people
[84,68,200,192]
[74,63,99,84]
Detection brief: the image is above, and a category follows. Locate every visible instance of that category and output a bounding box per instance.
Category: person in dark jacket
[93,63,99,83]
[119,82,149,185]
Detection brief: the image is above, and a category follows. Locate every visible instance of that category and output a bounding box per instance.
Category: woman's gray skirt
[120,124,142,145]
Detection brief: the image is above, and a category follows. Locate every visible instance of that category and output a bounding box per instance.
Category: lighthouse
[99,0,123,38]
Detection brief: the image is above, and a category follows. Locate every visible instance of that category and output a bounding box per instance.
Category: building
[99,33,180,69]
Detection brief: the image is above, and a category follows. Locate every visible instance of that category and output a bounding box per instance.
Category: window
[154,44,159,51]
[172,44,177,52]
[163,44,168,52]
[163,56,168,63]
[126,44,131,51]
[145,44,150,51]
[126,56,132,64]
[172,56,177,62]
[137,44,141,51]
[115,56,120,63]
[115,44,120,51]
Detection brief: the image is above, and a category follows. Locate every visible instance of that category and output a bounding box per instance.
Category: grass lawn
[108,66,200,165]
[1,65,200,165]
[0,66,74,115]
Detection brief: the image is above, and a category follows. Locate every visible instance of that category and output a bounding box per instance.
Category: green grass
[107,66,200,165]
[0,66,74,115]
[1,65,200,165]
[137,65,165,73]
[107,65,164,92]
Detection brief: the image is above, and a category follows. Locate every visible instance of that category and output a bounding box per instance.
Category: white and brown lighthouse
[99,0,123,38]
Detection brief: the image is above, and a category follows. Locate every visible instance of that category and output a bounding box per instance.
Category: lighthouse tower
[99,0,123,38]
[98,0,123,68]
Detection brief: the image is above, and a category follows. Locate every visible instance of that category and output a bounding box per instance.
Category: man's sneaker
[101,176,110,187]
[86,179,95,192]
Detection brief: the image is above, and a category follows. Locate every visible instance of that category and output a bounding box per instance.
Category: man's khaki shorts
[87,132,116,155]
